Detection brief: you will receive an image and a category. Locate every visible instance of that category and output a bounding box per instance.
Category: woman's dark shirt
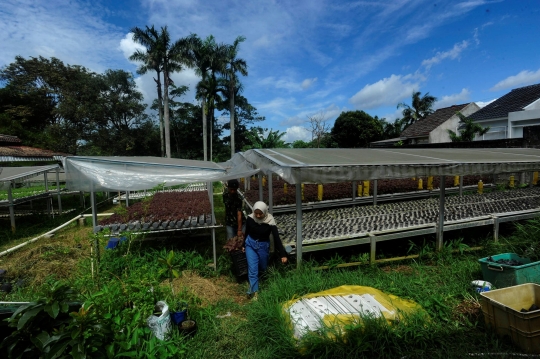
[244,216,287,257]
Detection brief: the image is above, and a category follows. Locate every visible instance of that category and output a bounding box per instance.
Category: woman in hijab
[243,201,288,299]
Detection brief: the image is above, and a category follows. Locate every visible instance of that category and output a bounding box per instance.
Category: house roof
[400,104,468,138]
[0,145,64,161]
[469,83,540,121]
[0,134,22,145]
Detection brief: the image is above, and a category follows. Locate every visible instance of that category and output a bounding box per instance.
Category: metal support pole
[258,174,263,202]
[208,181,217,271]
[296,184,303,269]
[369,234,376,264]
[436,175,446,251]
[56,167,62,215]
[373,179,378,206]
[268,173,273,214]
[90,190,98,232]
[125,190,129,207]
[45,172,51,216]
[493,216,499,242]
[352,181,357,201]
[530,172,534,187]
[244,177,248,191]
[8,182,15,233]
[459,175,463,196]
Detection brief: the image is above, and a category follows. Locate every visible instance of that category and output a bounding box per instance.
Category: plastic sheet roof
[65,156,259,192]
[0,165,60,183]
[242,148,540,184]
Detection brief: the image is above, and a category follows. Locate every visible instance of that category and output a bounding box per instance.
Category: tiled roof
[0,146,62,158]
[400,104,468,138]
[0,134,22,144]
[469,83,540,121]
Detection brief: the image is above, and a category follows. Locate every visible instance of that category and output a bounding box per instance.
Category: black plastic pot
[178,319,197,337]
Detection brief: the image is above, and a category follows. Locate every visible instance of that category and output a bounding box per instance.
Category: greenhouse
[0,165,69,233]
[238,148,540,267]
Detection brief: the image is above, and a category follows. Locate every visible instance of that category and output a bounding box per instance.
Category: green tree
[397,91,437,128]
[331,110,383,148]
[130,25,165,157]
[242,128,289,151]
[223,36,248,157]
[0,56,104,154]
[379,117,407,139]
[191,35,224,161]
[292,140,313,148]
[447,111,490,142]
[219,93,265,153]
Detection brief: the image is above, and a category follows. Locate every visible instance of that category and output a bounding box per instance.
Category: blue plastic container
[105,237,127,249]
[171,310,187,325]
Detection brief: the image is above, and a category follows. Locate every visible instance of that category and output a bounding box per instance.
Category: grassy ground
[0,187,538,358]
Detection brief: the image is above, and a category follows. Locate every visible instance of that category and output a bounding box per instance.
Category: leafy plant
[1,281,80,358]
[158,250,181,294]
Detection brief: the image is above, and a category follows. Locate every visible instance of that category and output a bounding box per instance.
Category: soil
[380,265,415,275]
[453,297,482,323]
[170,271,250,307]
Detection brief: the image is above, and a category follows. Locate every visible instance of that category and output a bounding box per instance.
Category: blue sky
[1,0,540,143]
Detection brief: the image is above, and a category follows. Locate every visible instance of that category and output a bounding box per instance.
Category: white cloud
[434,88,471,109]
[0,0,124,73]
[422,40,469,69]
[490,69,540,91]
[119,33,146,61]
[283,126,311,143]
[475,99,497,108]
[301,77,318,90]
[134,68,200,107]
[349,74,421,109]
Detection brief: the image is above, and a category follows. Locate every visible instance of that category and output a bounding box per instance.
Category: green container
[478,253,540,288]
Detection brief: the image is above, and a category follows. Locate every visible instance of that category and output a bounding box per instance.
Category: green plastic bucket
[478,253,540,288]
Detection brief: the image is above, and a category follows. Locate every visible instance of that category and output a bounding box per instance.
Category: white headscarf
[249,201,276,225]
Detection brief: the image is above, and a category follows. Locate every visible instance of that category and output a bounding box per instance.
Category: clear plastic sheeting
[283,285,425,340]
[64,156,260,192]
[242,148,540,184]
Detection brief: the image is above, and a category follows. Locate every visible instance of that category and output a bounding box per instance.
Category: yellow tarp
[283,285,425,340]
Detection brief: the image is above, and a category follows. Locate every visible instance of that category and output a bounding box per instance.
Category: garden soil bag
[283,285,426,340]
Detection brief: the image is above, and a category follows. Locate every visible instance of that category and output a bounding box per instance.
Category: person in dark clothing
[243,201,288,299]
[223,179,245,239]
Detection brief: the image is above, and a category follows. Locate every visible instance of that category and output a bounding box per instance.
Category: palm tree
[130,25,165,156]
[242,128,289,151]
[397,91,437,128]
[448,111,490,142]
[192,36,227,160]
[192,35,216,161]
[223,36,248,157]
[158,28,194,158]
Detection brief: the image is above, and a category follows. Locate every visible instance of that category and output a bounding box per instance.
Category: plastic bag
[147,301,171,340]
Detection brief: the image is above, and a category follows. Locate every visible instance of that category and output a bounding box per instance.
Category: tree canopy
[330,110,383,148]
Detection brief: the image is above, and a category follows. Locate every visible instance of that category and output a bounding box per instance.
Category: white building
[398,102,480,144]
[469,83,540,139]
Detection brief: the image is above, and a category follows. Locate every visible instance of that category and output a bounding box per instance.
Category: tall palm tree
[223,36,248,157]
[397,91,437,128]
[158,28,194,158]
[191,35,216,161]
[129,25,165,156]
[192,36,227,160]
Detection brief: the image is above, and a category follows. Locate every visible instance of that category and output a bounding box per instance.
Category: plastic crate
[230,250,248,278]
[481,283,540,353]
[478,253,540,288]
